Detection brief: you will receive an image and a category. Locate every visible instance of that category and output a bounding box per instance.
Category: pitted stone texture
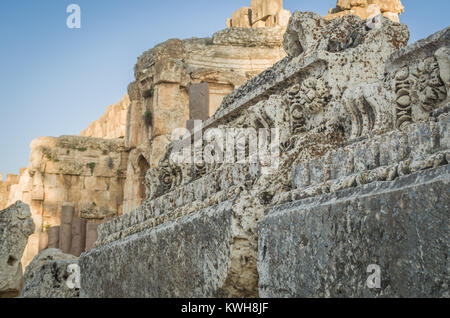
[212,27,286,48]
[80,201,235,298]
[21,249,78,298]
[258,166,449,298]
[292,115,448,192]
[284,11,409,57]
[386,27,449,128]
[0,201,35,298]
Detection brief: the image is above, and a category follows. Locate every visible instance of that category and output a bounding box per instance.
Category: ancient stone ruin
[79,12,448,297]
[227,0,291,28]
[1,0,448,298]
[0,173,20,210]
[325,0,405,22]
[4,2,288,272]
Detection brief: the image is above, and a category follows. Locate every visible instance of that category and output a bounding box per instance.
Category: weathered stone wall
[80,201,235,298]
[122,27,287,214]
[81,94,130,139]
[8,135,128,269]
[227,0,290,28]
[326,0,405,22]
[0,173,20,210]
[78,13,450,298]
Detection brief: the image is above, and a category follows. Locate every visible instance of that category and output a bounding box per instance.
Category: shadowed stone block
[70,218,87,257]
[47,226,60,249]
[258,166,449,298]
[79,201,236,298]
[85,223,99,251]
[189,83,209,122]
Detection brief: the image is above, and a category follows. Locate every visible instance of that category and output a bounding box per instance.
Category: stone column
[59,205,74,254]
[70,217,87,257]
[85,223,99,251]
[47,226,60,249]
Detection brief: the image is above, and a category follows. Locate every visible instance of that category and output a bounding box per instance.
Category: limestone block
[21,233,40,273]
[252,20,266,28]
[251,0,283,23]
[38,232,48,252]
[81,95,130,139]
[258,166,448,298]
[231,7,251,28]
[152,83,189,137]
[226,18,232,29]
[79,201,240,298]
[0,202,35,298]
[208,83,234,117]
[31,172,44,201]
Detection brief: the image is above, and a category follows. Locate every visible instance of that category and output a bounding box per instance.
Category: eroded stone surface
[80,201,235,298]
[8,136,128,269]
[3,3,449,299]
[0,202,35,298]
[21,248,78,298]
[82,13,440,298]
[258,166,449,298]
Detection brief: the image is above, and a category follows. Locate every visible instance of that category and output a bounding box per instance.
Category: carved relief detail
[394,65,412,128]
[412,56,447,112]
[144,145,183,200]
[286,78,331,134]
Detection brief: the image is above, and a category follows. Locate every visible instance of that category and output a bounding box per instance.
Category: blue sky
[0,0,449,178]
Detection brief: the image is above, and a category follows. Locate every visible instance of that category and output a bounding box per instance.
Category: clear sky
[0,0,448,178]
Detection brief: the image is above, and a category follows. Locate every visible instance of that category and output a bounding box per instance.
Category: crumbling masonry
[79,13,449,297]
